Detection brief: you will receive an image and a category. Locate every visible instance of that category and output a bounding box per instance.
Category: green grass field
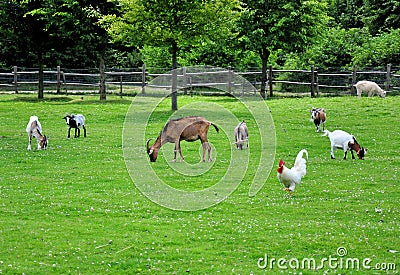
[0,93,399,274]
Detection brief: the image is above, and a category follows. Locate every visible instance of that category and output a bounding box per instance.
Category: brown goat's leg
[203,142,212,162]
[178,141,184,162]
[201,142,207,162]
[208,143,212,162]
[172,147,177,162]
[173,141,181,162]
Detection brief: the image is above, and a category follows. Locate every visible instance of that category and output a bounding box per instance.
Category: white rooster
[277,149,308,195]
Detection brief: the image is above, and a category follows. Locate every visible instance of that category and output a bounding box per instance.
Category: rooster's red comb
[279,159,285,167]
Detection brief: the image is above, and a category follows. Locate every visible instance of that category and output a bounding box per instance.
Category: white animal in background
[277,149,308,195]
[354,80,386,98]
[234,120,249,150]
[26,116,48,150]
[310,107,326,132]
[322,130,367,160]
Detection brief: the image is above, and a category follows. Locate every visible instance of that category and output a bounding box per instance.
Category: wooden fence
[0,65,399,96]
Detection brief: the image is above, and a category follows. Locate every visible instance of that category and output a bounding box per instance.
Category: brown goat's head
[356,147,368,160]
[349,139,368,160]
[310,108,325,120]
[146,138,159,162]
[39,135,48,150]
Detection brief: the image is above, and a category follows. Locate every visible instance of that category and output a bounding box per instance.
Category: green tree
[0,0,56,99]
[288,27,371,70]
[237,0,331,98]
[107,0,240,110]
[352,28,400,67]
[361,0,400,34]
[330,0,364,29]
[32,0,117,100]
[0,0,116,100]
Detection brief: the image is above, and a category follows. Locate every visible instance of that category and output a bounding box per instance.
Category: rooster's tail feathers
[294,149,308,177]
[295,149,308,163]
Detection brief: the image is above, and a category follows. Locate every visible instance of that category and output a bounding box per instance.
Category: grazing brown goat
[146,116,219,162]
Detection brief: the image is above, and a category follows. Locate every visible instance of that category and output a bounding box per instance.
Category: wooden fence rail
[0,64,398,97]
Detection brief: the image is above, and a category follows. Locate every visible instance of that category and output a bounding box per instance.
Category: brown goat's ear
[149,149,154,155]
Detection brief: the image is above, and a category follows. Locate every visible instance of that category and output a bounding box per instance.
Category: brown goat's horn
[146,138,152,150]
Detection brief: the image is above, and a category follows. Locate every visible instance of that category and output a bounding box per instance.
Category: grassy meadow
[0,93,399,274]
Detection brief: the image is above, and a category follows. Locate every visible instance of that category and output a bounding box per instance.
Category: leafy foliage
[236,0,331,97]
[361,0,400,34]
[1,0,400,73]
[352,29,400,67]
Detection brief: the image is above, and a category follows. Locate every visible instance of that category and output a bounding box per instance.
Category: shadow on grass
[2,95,133,105]
[8,96,73,103]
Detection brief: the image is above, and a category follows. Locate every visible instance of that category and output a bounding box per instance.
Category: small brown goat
[146,116,219,162]
[310,107,326,132]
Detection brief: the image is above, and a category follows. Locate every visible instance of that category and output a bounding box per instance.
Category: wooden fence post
[351,65,358,95]
[315,69,319,96]
[268,65,273,97]
[228,66,232,95]
[13,66,18,94]
[56,66,61,94]
[99,53,106,100]
[189,75,193,96]
[311,65,315,97]
[386,64,391,92]
[141,64,146,94]
[120,75,123,98]
[183,67,188,95]
[241,77,245,96]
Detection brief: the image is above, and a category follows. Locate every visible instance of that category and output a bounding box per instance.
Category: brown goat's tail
[211,123,219,133]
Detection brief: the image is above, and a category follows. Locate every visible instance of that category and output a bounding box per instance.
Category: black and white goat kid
[63,113,87,138]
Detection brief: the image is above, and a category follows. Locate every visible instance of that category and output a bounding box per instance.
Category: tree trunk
[38,51,44,99]
[259,47,270,100]
[171,40,178,111]
[99,51,106,100]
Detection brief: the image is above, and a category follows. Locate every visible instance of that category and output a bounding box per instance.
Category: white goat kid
[26,116,48,150]
[354,80,386,98]
[234,120,248,150]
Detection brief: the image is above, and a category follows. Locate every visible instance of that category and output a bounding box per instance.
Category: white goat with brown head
[323,130,367,160]
[26,116,48,150]
[146,116,219,162]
